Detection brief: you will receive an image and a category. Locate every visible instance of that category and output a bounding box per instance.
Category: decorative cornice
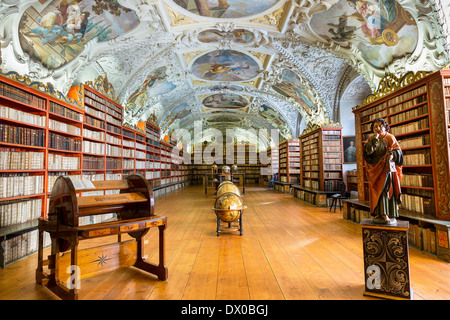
[85,73,120,103]
[0,70,82,109]
[122,122,145,134]
[300,119,342,136]
[354,70,432,110]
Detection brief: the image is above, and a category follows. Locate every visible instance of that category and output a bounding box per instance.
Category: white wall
[339,76,372,190]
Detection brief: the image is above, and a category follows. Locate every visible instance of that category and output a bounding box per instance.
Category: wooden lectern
[36,174,168,300]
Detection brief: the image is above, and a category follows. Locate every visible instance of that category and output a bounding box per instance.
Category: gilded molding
[249,3,287,30]
[0,70,82,109]
[85,73,120,103]
[184,50,208,66]
[300,119,342,135]
[122,122,145,134]
[354,70,432,110]
[166,5,202,26]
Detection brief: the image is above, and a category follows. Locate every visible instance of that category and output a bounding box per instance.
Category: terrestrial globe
[218,180,234,188]
[217,182,241,197]
[214,192,244,222]
[222,165,231,175]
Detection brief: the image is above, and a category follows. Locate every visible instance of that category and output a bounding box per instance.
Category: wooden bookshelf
[0,75,188,268]
[121,126,137,177]
[300,127,343,191]
[188,143,261,186]
[346,169,358,192]
[81,85,123,187]
[160,141,172,186]
[274,140,299,193]
[278,139,300,184]
[292,127,343,206]
[259,146,278,187]
[145,122,160,188]
[351,69,450,261]
[0,74,83,267]
[269,146,279,179]
[170,143,189,186]
[135,130,147,180]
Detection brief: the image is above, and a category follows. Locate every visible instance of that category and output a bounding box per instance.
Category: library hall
[1,0,450,306]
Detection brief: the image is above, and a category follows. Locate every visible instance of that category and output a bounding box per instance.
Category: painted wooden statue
[363,118,403,224]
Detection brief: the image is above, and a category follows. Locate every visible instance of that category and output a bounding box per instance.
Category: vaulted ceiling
[1,0,449,147]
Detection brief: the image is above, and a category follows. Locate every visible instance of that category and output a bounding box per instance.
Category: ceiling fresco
[0,0,449,148]
[191,49,260,82]
[125,66,176,113]
[272,69,319,116]
[18,0,139,70]
[197,29,255,43]
[159,102,190,132]
[202,93,248,109]
[173,0,280,19]
[259,104,287,127]
[309,0,418,69]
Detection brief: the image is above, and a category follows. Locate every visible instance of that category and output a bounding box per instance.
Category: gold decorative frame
[85,73,119,103]
[122,122,145,134]
[0,70,82,109]
[301,119,342,135]
[354,70,432,110]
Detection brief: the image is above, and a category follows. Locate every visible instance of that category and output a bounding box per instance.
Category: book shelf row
[0,75,189,268]
[270,128,344,193]
[344,204,438,255]
[279,139,300,184]
[354,71,450,221]
[299,127,344,192]
[188,143,264,185]
[349,69,450,262]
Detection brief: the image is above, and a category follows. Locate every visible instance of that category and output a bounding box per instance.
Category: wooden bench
[292,185,337,207]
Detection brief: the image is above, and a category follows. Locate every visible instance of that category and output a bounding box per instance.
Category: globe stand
[212,206,246,237]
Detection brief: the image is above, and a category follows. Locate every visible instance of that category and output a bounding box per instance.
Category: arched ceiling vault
[0,0,449,147]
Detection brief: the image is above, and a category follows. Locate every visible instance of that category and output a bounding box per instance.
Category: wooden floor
[0,185,449,300]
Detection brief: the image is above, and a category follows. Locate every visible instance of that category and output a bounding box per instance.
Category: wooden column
[361,218,413,300]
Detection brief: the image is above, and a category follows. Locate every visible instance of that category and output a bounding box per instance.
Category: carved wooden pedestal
[361,219,413,300]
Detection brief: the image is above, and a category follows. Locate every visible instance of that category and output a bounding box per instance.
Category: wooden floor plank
[216,237,250,300]
[240,237,285,300]
[182,237,220,300]
[149,239,201,300]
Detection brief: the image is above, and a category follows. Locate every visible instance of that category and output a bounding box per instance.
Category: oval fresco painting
[160,103,190,131]
[126,66,176,112]
[272,69,317,116]
[210,84,243,92]
[259,104,286,127]
[198,29,254,43]
[202,93,248,109]
[310,0,418,68]
[173,0,279,19]
[191,50,260,82]
[19,0,140,70]
[206,114,242,123]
